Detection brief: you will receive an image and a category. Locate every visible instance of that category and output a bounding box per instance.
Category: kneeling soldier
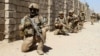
[19,3,46,55]
[54,11,69,35]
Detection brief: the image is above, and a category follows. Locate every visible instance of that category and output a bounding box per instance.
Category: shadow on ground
[24,45,52,53]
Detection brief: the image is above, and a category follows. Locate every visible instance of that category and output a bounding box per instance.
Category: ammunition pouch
[24,28,34,36]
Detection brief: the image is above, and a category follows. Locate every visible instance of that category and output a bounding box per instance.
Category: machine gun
[28,18,44,43]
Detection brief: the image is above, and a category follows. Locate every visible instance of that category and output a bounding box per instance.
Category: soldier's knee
[21,41,33,52]
[21,37,33,52]
[42,27,48,32]
[21,47,29,52]
[42,30,46,34]
[54,31,58,35]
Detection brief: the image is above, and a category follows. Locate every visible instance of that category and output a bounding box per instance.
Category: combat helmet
[29,3,39,9]
[58,11,64,14]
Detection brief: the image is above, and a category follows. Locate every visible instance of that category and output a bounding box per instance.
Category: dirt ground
[0,22,100,56]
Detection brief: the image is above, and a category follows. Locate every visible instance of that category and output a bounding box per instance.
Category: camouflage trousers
[21,27,48,55]
[78,20,84,30]
[68,22,79,33]
[91,18,95,25]
[54,27,69,35]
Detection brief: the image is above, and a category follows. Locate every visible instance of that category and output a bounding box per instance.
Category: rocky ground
[0,21,100,56]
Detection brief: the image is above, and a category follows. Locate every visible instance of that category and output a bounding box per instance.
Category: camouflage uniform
[90,13,97,25]
[97,14,100,22]
[54,11,69,35]
[19,3,47,55]
[78,11,85,30]
[67,10,79,33]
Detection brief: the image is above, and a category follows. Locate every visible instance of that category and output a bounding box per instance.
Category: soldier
[54,11,69,35]
[78,11,85,30]
[90,13,97,25]
[19,3,47,55]
[67,10,79,33]
[97,14,100,22]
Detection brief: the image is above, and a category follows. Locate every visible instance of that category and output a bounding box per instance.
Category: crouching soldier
[67,10,79,33]
[54,11,69,35]
[19,3,46,55]
[90,13,97,25]
[78,11,85,30]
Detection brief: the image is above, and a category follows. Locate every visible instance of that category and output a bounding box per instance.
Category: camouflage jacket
[91,15,97,19]
[67,14,78,23]
[20,15,45,36]
[55,17,67,25]
[79,15,85,21]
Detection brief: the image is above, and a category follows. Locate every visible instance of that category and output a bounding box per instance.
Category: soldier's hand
[19,24,24,30]
[55,24,59,26]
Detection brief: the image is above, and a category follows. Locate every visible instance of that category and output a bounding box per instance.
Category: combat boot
[37,49,44,55]
[62,31,69,36]
[64,32,69,36]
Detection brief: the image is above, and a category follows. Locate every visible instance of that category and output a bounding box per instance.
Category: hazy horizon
[80,0,100,13]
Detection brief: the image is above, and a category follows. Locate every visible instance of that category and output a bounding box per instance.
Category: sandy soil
[0,22,100,56]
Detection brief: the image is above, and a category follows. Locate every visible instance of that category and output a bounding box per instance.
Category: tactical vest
[68,16,74,23]
[80,16,85,21]
[23,16,43,36]
[24,17,34,36]
[57,17,66,24]
[91,15,96,19]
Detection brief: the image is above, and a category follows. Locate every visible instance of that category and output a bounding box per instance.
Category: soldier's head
[58,11,64,19]
[69,10,74,16]
[92,13,95,15]
[29,3,39,18]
